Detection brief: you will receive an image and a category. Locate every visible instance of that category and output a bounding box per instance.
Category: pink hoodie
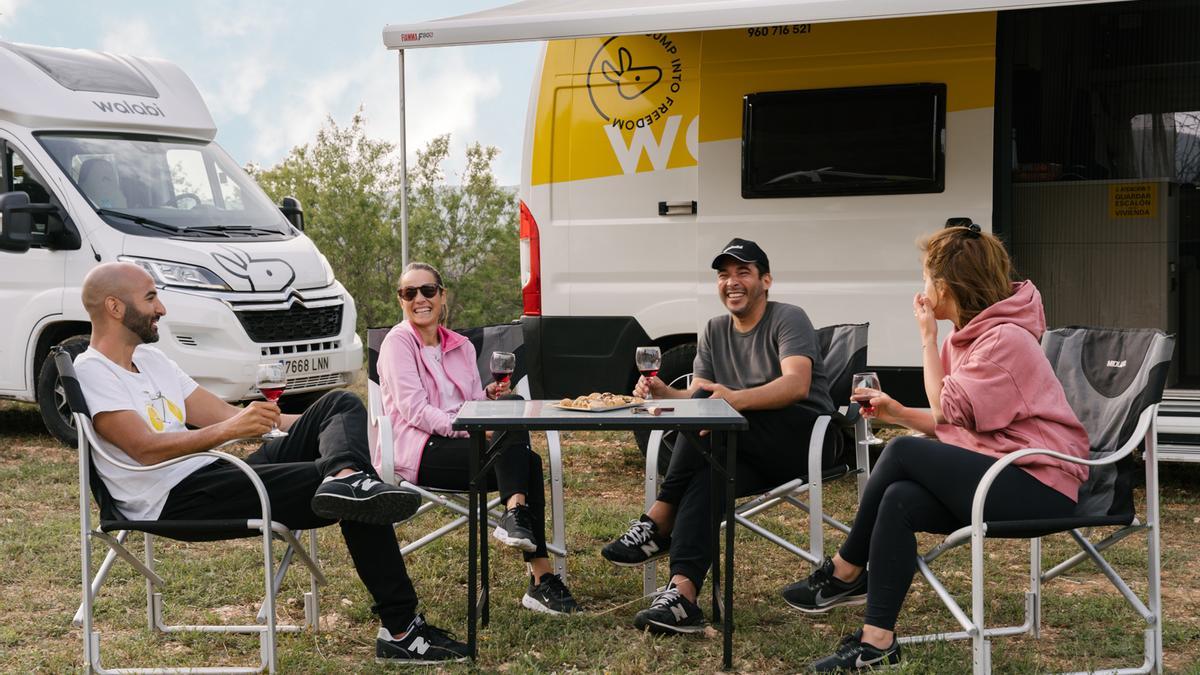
[935,280,1091,502]
[375,321,484,483]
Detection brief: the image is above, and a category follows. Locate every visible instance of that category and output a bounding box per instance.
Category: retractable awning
[382,0,1123,267]
[383,0,1125,50]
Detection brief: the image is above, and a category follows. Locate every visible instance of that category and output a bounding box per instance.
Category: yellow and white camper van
[386,0,1200,460]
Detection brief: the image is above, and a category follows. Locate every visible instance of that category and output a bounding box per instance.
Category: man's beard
[122,306,160,343]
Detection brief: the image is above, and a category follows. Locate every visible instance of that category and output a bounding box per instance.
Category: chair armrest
[968,404,1158,534]
[78,417,274,525]
[372,413,396,485]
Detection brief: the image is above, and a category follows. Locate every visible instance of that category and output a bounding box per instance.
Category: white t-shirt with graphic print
[74,345,214,521]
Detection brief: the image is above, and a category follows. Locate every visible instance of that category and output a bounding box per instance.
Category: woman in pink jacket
[376,262,578,616]
[784,223,1091,672]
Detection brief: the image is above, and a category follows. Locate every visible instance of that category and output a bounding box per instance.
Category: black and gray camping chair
[641,323,871,595]
[366,323,568,579]
[57,349,325,674]
[900,327,1174,674]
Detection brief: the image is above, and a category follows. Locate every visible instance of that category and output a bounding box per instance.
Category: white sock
[322,470,363,484]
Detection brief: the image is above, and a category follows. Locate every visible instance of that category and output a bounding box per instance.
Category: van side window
[742,83,947,199]
[3,147,55,235]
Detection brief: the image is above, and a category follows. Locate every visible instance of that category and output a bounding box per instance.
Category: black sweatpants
[838,435,1076,632]
[160,390,419,634]
[658,391,837,591]
[416,429,549,561]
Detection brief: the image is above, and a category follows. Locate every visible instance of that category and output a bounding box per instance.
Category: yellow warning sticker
[1109,183,1157,219]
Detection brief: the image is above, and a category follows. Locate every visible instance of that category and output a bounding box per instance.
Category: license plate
[283,355,331,377]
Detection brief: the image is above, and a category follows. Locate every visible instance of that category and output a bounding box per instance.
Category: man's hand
[634,375,671,399]
[697,381,744,411]
[217,401,278,439]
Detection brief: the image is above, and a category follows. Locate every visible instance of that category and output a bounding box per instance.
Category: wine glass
[635,346,662,400]
[255,362,288,438]
[851,371,884,445]
[490,351,516,395]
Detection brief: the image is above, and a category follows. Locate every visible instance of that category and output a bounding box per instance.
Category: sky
[0,0,539,185]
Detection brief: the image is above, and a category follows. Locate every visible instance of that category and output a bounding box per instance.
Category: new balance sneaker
[781,556,868,614]
[601,515,671,567]
[522,572,580,615]
[809,629,901,672]
[311,471,421,525]
[632,582,705,635]
[375,614,469,665]
[493,504,538,553]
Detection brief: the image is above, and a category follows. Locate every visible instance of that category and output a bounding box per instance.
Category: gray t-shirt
[693,301,834,415]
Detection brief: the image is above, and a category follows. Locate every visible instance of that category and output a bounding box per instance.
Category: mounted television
[742,83,947,198]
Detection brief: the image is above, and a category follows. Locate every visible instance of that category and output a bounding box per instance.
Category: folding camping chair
[900,326,1174,674]
[366,323,568,579]
[56,349,326,674]
[642,323,871,594]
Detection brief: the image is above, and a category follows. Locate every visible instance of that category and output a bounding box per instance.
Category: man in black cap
[601,237,837,635]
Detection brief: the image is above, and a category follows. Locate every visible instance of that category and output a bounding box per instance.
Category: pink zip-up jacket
[935,280,1091,502]
[375,321,484,483]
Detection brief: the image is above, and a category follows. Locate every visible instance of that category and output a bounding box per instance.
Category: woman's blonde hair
[918,223,1014,328]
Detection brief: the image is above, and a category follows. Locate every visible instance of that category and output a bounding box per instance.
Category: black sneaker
[493,504,538,553]
[809,629,901,672]
[311,472,421,525]
[781,556,868,614]
[522,572,580,615]
[375,614,469,665]
[633,582,705,635]
[601,515,671,567]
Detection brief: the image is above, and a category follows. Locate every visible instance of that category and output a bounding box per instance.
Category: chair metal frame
[368,375,568,580]
[641,325,871,595]
[60,350,325,674]
[901,404,1164,675]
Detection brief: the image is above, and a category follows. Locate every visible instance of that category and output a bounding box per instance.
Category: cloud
[205,57,272,117]
[0,0,26,25]
[247,46,502,183]
[99,18,163,57]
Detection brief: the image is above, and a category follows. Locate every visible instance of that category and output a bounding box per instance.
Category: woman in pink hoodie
[376,262,578,616]
[785,223,1091,672]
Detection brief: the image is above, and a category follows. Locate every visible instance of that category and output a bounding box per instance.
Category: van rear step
[1158,393,1200,462]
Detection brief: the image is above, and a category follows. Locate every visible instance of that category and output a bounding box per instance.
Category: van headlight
[118,256,231,290]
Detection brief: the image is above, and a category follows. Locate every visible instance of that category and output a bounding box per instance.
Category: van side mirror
[0,191,33,253]
[280,196,304,231]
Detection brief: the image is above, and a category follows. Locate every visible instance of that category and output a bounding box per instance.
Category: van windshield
[37,133,292,239]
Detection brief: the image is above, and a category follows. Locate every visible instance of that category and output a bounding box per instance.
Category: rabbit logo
[211,245,296,292]
[587,34,685,127]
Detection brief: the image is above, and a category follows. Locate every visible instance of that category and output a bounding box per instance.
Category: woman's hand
[854,387,901,425]
[913,292,938,346]
[485,379,511,400]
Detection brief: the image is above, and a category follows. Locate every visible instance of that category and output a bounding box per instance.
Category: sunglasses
[398,284,442,301]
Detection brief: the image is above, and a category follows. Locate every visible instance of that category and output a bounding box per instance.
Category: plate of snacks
[553,392,645,412]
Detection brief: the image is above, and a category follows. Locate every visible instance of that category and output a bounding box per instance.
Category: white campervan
[0,41,363,444]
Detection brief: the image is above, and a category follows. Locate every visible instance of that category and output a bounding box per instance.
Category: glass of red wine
[635,346,662,400]
[256,362,288,438]
[490,351,516,396]
[851,371,884,445]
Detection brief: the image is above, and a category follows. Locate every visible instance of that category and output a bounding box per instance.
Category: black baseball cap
[711,238,770,273]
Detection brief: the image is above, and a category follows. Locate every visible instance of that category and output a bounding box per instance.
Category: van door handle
[658,200,697,216]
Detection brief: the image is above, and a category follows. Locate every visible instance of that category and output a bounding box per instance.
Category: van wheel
[37,334,91,447]
[657,343,697,389]
[633,342,697,471]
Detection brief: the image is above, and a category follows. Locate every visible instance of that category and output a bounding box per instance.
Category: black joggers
[658,394,838,591]
[838,435,1076,632]
[159,390,420,634]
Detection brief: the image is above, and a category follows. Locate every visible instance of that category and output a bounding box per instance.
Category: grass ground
[2,397,1199,673]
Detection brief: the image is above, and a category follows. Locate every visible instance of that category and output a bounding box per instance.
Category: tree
[250,112,521,336]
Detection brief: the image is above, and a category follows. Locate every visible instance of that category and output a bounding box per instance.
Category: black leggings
[838,435,1076,632]
[416,429,549,561]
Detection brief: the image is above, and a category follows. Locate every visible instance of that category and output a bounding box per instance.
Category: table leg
[723,431,737,671]
[710,432,722,626]
[480,431,491,628]
[467,430,480,660]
